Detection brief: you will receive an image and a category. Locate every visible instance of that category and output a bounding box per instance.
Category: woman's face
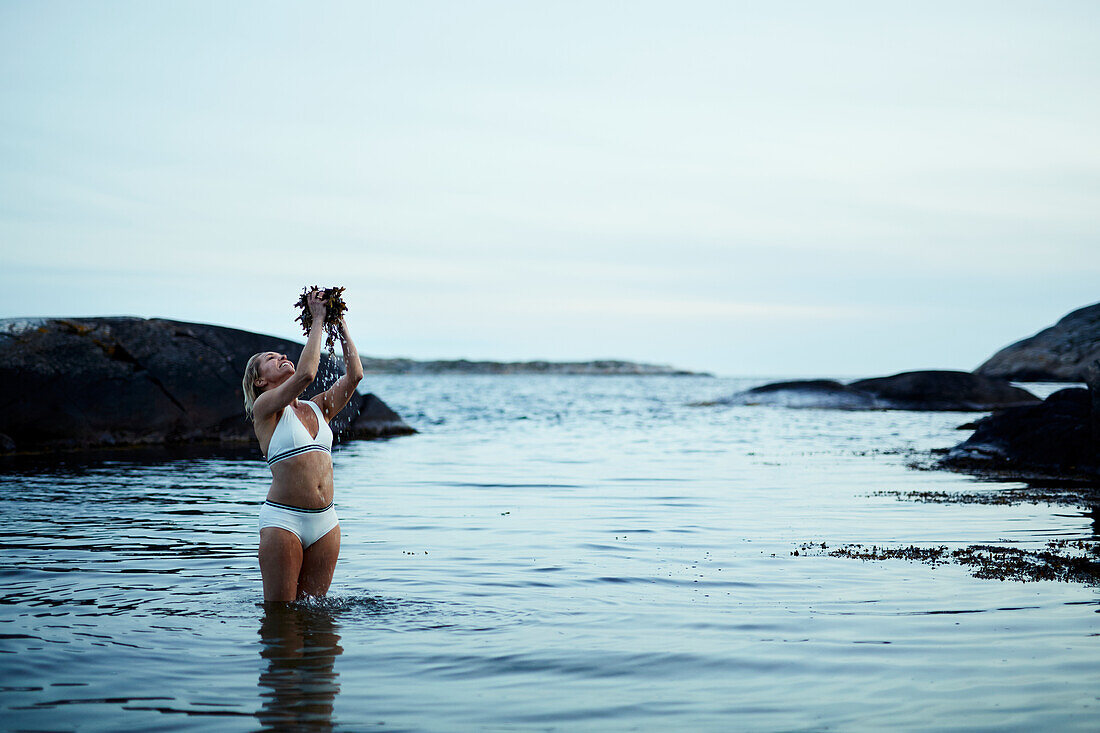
[255,352,294,390]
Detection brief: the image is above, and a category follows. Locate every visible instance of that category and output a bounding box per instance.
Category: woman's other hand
[307,288,327,323]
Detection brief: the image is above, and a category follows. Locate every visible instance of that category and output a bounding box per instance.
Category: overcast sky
[1,1,1097,376]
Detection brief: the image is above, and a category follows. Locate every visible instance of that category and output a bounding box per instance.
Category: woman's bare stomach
[266,453,334,508]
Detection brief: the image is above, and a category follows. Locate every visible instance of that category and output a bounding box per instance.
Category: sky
[1,1,1097,377]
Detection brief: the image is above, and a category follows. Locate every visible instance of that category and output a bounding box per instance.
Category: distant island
[360,357,706,376]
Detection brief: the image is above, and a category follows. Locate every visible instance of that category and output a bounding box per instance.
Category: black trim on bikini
[266,444,331,465]
[263,499,335,513]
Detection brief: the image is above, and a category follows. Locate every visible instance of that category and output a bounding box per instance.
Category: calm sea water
[1,376,1096,732]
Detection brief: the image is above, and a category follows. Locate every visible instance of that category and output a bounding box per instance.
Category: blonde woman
[242,289,363,602]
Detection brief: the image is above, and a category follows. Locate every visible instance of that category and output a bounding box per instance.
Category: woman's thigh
[298,524,340,599]
[259,527,304,602]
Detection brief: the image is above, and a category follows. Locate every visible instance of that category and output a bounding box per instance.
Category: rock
[0,317,415,453]
[940,388,1099,478]
[976,302,1100,382]
[343,394,412,439]
[1086,360,1100,443]
[847,370,1040,411]
[703,371,1039,411]
[698,379,879,409]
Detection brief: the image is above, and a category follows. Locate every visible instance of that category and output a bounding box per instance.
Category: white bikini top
[265,399,333,467]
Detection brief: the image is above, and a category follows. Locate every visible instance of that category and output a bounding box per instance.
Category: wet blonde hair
[242,352,267,419]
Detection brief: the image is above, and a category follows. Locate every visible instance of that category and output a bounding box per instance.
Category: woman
[241,288,364,602]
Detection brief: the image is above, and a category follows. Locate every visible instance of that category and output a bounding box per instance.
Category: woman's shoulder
[251,390,288,422]
[251,403,282,437]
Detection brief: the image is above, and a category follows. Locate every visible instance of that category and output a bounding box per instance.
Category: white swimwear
[265,399,333,466]
[259,400,338,547]
[258,500,339,548]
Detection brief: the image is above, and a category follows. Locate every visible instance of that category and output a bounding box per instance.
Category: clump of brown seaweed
[294,286,348,354]
[793,539,1100,584]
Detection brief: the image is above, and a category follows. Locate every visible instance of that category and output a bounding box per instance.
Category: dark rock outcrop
[940,388,1099,479]
[847,371,1039,411]
[976,302,1100,382]
[702,371,1039,411]
[344,393,413,439]
[697,379,879,409]
[0,317,415,453]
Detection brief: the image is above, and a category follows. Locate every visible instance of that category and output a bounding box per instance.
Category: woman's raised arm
[315,316,364,422]
[252,289,327,420]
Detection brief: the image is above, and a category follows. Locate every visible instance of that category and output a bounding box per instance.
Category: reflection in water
[257,602,344,731]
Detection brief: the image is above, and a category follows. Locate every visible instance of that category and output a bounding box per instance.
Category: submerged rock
[976,302,1100,382]
[0,317,415,454]
[702,371,1039,411]
[940,388,1099,478]
[847,370,1039,411]
[698,379,879,409]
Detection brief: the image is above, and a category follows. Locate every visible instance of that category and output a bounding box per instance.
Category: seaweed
[793,539,1100,584]
[294,286,348,354]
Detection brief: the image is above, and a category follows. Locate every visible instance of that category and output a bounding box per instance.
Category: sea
[1,375,1096,732]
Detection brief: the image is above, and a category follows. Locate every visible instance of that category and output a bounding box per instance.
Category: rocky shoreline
[3,301,1097,475]
[696,301,1100,483]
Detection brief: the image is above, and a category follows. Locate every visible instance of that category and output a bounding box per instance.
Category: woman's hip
[258,500,339,549]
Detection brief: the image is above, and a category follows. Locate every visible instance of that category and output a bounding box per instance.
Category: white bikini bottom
[258,500,339,548]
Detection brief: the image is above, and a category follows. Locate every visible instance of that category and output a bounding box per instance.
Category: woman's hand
[307,288,327,324]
